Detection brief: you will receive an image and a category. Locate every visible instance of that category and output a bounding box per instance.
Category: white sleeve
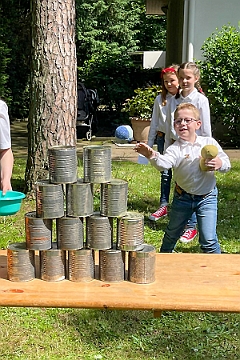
[198,96,212,137]
[0,101,11,149]
[147,96,160,148]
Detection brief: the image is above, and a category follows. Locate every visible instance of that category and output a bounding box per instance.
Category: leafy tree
[0,0,30,118]
[0,38,10,101]
[199,25,240,144]
[75,0,166,118]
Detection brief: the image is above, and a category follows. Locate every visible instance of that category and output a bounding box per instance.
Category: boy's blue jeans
[160,186,221,254]
[157,134,172,206]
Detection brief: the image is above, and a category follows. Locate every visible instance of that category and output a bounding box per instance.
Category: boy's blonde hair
[174,103,200,120]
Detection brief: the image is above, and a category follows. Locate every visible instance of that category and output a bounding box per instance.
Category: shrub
[198,24,240,145]
[122,85,161,119]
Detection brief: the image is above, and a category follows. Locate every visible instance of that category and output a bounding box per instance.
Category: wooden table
[0,251,240,314]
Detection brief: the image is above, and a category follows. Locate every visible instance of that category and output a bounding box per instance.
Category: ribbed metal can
[68,248,94,282]
[56,215,84,250]
[40,243,66,281]
[25,211,52,250]
[100,179,128,217]
[7,243,35,282]
[99,247,124,282]
[128,244,156,284]
[117,211,144,251]
[48,146,78,184]
[83,145,111,183]
[36,180,64,218]
[66,179,93,217]
[86,212,112,250]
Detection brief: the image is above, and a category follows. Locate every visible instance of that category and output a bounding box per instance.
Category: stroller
[77,82,99,140]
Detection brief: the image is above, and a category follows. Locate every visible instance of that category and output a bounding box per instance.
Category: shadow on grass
[65,308,240,359]
[11,178,26,192]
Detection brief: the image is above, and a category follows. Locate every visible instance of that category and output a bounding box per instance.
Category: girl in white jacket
[147,65,179,222]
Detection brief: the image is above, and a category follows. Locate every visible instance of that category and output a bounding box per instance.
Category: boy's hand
[204,156,222,171]
[134,143,155,159]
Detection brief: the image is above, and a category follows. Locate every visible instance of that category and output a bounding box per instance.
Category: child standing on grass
[0,98,14,194]
[147,65,179,222]
[135,103,230,254]
[165,61,212,244]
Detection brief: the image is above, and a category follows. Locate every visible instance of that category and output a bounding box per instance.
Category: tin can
[7,243,35,282]
[68,248,94,282]
[100,179,128,217]
[48,146,77,184]
[36,180,64,218]
[99,247,124,282]
[40,243,66,281]
[66,179,93,217]
[83,145,111,183]
[25,211,52,250]
[128,244,156,284]
[57,215,84,250]
[117,211,144,251]
[86,212,112,250]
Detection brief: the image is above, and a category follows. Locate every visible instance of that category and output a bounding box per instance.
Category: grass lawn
[0,144,239,359]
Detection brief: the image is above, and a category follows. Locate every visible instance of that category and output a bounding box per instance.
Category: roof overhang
[146,0,169,15]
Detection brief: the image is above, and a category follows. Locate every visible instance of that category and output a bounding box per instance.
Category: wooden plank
[0,251,240,313]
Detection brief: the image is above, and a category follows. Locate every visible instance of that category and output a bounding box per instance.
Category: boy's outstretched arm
[134,143,156,159]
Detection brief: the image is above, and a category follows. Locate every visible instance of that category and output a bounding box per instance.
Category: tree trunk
[25,0,77,193]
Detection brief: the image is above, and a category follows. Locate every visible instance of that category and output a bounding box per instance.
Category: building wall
[183,0,240,61]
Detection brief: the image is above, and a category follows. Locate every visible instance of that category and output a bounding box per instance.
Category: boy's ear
[196,119,202,129]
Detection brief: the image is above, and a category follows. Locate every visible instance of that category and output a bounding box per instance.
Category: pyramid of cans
[7,145,156,284]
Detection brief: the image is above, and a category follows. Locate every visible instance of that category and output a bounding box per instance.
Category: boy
[134,103,231,253]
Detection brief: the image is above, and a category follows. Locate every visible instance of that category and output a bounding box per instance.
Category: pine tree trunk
[25,0,77,193]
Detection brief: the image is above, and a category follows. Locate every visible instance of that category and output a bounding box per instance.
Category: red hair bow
[161,67,176,78]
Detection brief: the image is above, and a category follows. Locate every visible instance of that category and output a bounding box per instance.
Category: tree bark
[26,0,77,193]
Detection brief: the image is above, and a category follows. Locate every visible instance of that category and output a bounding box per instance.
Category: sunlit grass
[0,156,239,359]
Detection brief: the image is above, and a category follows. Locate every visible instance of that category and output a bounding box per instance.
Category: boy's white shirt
[149,135,231,196]
[164,88,212,150]
[147,93,173,148]
[0,100,11,149]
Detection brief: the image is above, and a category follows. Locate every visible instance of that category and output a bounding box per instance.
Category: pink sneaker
[179,228,198,243]
[149,206,167,221]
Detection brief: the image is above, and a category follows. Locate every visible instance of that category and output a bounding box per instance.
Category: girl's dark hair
[175,61,205,99]
[161,64,179,106]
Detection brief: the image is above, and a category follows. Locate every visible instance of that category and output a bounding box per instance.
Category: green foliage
[0,41,10,101]
[76,0,166,116]
[0,0,30,118]
[198,25,240,144]
[122,85,161,119]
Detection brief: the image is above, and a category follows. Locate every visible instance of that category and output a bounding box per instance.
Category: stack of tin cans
[7,145,156,284]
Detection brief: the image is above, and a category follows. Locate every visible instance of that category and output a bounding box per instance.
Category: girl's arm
[147,96,160,148]
[199,97,212,137]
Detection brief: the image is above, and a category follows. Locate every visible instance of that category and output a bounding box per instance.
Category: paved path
[11,121,240,162]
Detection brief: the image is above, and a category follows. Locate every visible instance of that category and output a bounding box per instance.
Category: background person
[147,65,179,221]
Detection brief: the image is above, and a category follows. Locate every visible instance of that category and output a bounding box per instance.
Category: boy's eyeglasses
[174,118,197,126]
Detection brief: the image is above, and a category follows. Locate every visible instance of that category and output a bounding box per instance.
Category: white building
[146,0,240,66]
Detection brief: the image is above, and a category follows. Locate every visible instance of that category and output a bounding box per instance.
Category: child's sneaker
[179,228,198,243]
[149,206,167,221]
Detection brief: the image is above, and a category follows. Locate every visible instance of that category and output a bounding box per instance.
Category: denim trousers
[157,134,172,206]
[160,186,221,254]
